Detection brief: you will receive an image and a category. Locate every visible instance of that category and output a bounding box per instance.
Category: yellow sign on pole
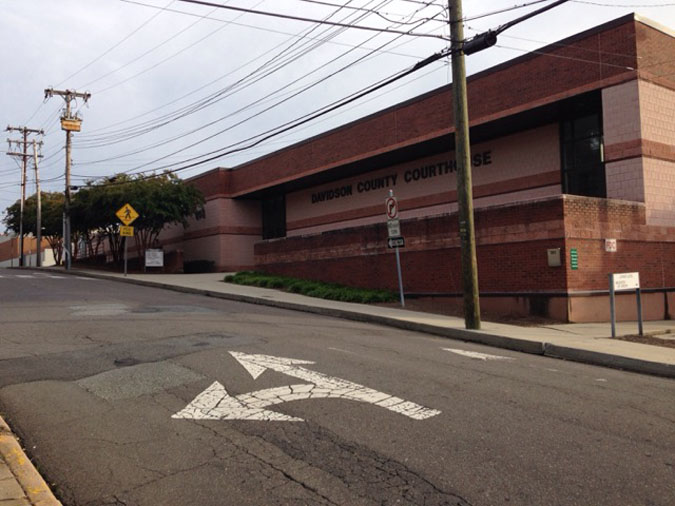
[61,118,82,132]
[119,226,134,237]
[116,203,139,226]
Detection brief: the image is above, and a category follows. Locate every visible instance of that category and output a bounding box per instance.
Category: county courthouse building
[158,14,675,322]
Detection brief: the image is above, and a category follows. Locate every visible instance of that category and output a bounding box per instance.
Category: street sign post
[116,203,139,226]
[387,237,405,249]
[116,203,139,277]
[385,195,399,220]
[387,219,401,238]
[119,226,134,237]
[609,272,643,338]
[386,190,405,308]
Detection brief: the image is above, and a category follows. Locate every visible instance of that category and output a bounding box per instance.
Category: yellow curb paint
[0,422,61,506]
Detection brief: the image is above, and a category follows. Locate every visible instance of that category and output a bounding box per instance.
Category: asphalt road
[0,270,674,506]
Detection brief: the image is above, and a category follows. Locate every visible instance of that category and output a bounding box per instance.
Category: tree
[3,192,65,265]
[71,173,204,264]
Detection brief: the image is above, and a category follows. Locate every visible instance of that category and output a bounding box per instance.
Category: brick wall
[255,195,674,297]
[563,195,674,290]
[228,17,640,197]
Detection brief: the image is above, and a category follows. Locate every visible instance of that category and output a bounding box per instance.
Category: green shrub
[223,271,396,304]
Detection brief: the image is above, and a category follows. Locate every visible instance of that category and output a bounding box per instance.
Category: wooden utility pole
[6,126,44,267]
[449,0,481,330]
[32,140,43,267]
[44,88,91,270]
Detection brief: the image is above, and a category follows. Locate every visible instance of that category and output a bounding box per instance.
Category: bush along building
[157,14,674,323]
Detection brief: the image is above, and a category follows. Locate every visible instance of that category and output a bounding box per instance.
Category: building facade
[159,14,675,322]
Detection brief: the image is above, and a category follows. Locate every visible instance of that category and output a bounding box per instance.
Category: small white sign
[387,219,401,238]
[612,272,639,291]
[605,239,617,252]
[547,248,561,267]
[145,249,164,267]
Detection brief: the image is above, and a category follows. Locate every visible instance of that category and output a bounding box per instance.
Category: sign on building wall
[285,124,561,235]
[570,248,579,270]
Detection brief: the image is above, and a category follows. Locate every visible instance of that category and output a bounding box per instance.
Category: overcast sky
[1,0,674,219]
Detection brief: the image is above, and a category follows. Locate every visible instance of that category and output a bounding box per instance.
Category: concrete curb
[542,343,675,378]
[0,416,62,506]
[42,268,675,380]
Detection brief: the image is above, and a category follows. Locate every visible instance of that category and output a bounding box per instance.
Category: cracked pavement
[1,273,674,505]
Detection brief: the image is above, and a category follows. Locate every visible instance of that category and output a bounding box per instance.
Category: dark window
[560,107,606,198]
[262,195,286,239]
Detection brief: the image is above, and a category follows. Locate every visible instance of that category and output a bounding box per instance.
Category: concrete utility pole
[44,88,91,270]
[6,126,44,267]
[449,0,481,330]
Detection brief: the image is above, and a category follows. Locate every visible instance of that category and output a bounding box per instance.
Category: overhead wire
[18,0,176,143]
[76,0,379,144]
[74,0,417,151]
[78,14,435,167]
[75,1,443,166]
[158,0,449,39]
[62,0,178,87]
[296,0,446,25]
[76,43,451,184]
[81,1,229,92]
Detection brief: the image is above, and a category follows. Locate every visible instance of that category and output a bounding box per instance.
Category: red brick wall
[636,21,675,88]
[226,17,640,197]
[563,196,675,290]
[255,195,675,294]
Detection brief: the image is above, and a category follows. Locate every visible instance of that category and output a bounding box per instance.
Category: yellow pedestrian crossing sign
[116,203,139,226]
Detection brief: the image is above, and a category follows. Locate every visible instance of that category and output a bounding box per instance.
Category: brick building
[159,14,675,322]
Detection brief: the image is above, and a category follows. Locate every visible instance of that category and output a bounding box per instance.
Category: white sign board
[605,239,617,252]
[612,272,639,291]
[145,249,164,267]
[387,219,401,238]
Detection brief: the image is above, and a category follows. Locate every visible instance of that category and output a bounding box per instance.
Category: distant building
[158,14,674,322]
[0,235,55,267]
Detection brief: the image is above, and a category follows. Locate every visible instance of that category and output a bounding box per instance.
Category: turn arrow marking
[172,352,441,422]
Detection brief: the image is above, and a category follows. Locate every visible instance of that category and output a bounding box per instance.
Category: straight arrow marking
[442,348,514,361]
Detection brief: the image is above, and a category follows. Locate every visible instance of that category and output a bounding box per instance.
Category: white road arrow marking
[443,348,514,361]
[172,352,441,422]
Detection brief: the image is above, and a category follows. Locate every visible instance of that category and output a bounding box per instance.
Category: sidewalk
[0,417,60,506]
[1,267,674,504]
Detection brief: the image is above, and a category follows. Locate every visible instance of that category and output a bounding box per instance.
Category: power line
[296,0,446,25]
[78,0,398,143]
[571,0,675,5]
[60,0,178,87]
[78,46,450,184]
[77,1,412,138]
[464,0,552,21]
[75,4,443,165]
[166,0,449,39]
[81,1,228,91]
[75,0,437,152]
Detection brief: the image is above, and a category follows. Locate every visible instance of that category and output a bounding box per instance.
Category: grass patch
[224,271,396,304]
